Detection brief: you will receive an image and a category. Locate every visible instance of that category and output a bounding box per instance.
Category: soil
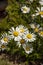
[0,52,43,65]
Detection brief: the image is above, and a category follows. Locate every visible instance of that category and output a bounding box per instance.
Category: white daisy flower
[16,25,28,36]
[39,0,43,5]
[23,44,33,54]
[23,31,36,42]
[21,6,30,13]
[30,23,36,29]
[32,7,43,18]
[39,31,43,37]
[38,28,43,37]
[1,33,11,45]
[8,27,21,41]
[30,23,40,33]
[0,44,6,51]
[17,38,27,47]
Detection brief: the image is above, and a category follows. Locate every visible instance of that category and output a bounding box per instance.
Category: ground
[0,53,43,65]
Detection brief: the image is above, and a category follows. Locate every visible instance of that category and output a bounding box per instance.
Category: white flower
[32,7,43,18]
[0,44,6,51]
[16,25,28,36]
[1,33,11,45]
[30,23,36,29]
[23,31,36,42]
[21,6,30,13]
[30,23,40,33]
[23,44,33,54]
[38,28,43,37]
[17,38,27,47]
[39,31,43,37]
[8,27,21,41]
[39,0,43,5]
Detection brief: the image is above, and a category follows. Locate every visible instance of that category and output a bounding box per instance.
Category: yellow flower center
[26,46,30,51]
[40,31,43,36]
[1,45,5,48]
[39,11,43,15]
[13,31,19,37]
[34,28,39,32]
[20,28,25,33]
[3,38,8,42]
[26,34,32,39]
[23,7,28,11]
[20,39,25,44]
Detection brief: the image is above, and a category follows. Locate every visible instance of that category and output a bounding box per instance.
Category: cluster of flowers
[0,0,43,54]
[30,23,43,37]
[0,24,43,54]
[21,1,43,18]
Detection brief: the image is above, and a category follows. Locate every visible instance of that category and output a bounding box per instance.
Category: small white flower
[16,25,28,36]
[30,23,40,33]
[0,44,6,51]
[39,0,43,5]
[39,31,43,37]
[23,44,33,54]
[32,7,43,18]
[38,27,43,37]
[30,23,36,29]
[8,27,21,41]
[1,33,11,45]
[23,31,36,42]
[21,6,30,13]
[17,38,27,47]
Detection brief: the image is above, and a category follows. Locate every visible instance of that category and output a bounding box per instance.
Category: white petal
[25,48,33,54]
[1,39,5,44]
[16,27,19,31]
[22,11,27,13]
[35,13,39,16]
[8,31,13,34]
[14,36,21,41]
[19,25,24,28]
[17,42,21,47]
[11,27,15,31]
[37,7,40,11]
[41,7,43,11]
[30,24,35,29]
[39,1,43,5]
[37,24,40,28]
[41,15,43,17]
